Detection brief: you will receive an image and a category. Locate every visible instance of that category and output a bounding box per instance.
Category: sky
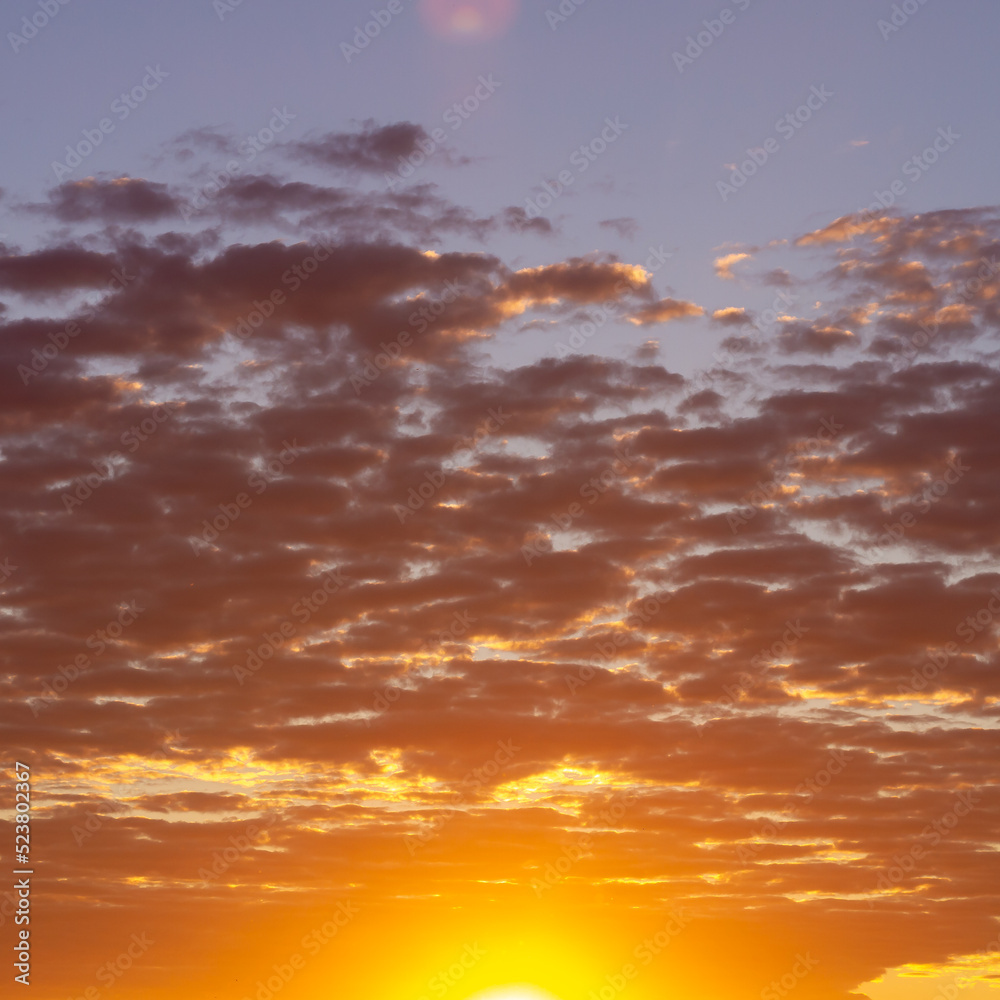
[1,2,999,1000]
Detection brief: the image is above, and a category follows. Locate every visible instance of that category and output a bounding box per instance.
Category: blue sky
[3,0,997,371]
[5,4,1000,1000]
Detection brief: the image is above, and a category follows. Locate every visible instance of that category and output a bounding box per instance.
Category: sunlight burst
[467,987,563,1000]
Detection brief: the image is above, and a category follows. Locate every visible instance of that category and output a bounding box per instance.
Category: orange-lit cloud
[714,251,752,280]
[4,131,1000,1000]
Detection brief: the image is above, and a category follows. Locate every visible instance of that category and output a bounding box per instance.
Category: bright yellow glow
[469,988,563,1000]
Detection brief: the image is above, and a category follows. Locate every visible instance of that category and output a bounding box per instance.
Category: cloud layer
[3,143,999,1000]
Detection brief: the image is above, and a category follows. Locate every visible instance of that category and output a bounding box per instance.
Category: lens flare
[418,0,519,40]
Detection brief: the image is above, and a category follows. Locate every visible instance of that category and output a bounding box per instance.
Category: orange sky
[2,134,999,1000]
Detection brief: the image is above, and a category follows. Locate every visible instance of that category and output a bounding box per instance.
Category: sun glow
[468,988,563,1000]
[372,912,610,1000]
[418,0,519,40]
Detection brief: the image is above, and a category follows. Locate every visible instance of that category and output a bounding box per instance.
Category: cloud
[4,155,1000,1000]
[763,268,795,287]
[599,217,639,239]
[0,245,129,297]
[286,119,466,173]
[628,297,704,326]
[712,307,753,326]
[777,321,857,354]
[25,177,178,222]
[502,205,555,235]
[795,213,896,246]
[715,251,752,280]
